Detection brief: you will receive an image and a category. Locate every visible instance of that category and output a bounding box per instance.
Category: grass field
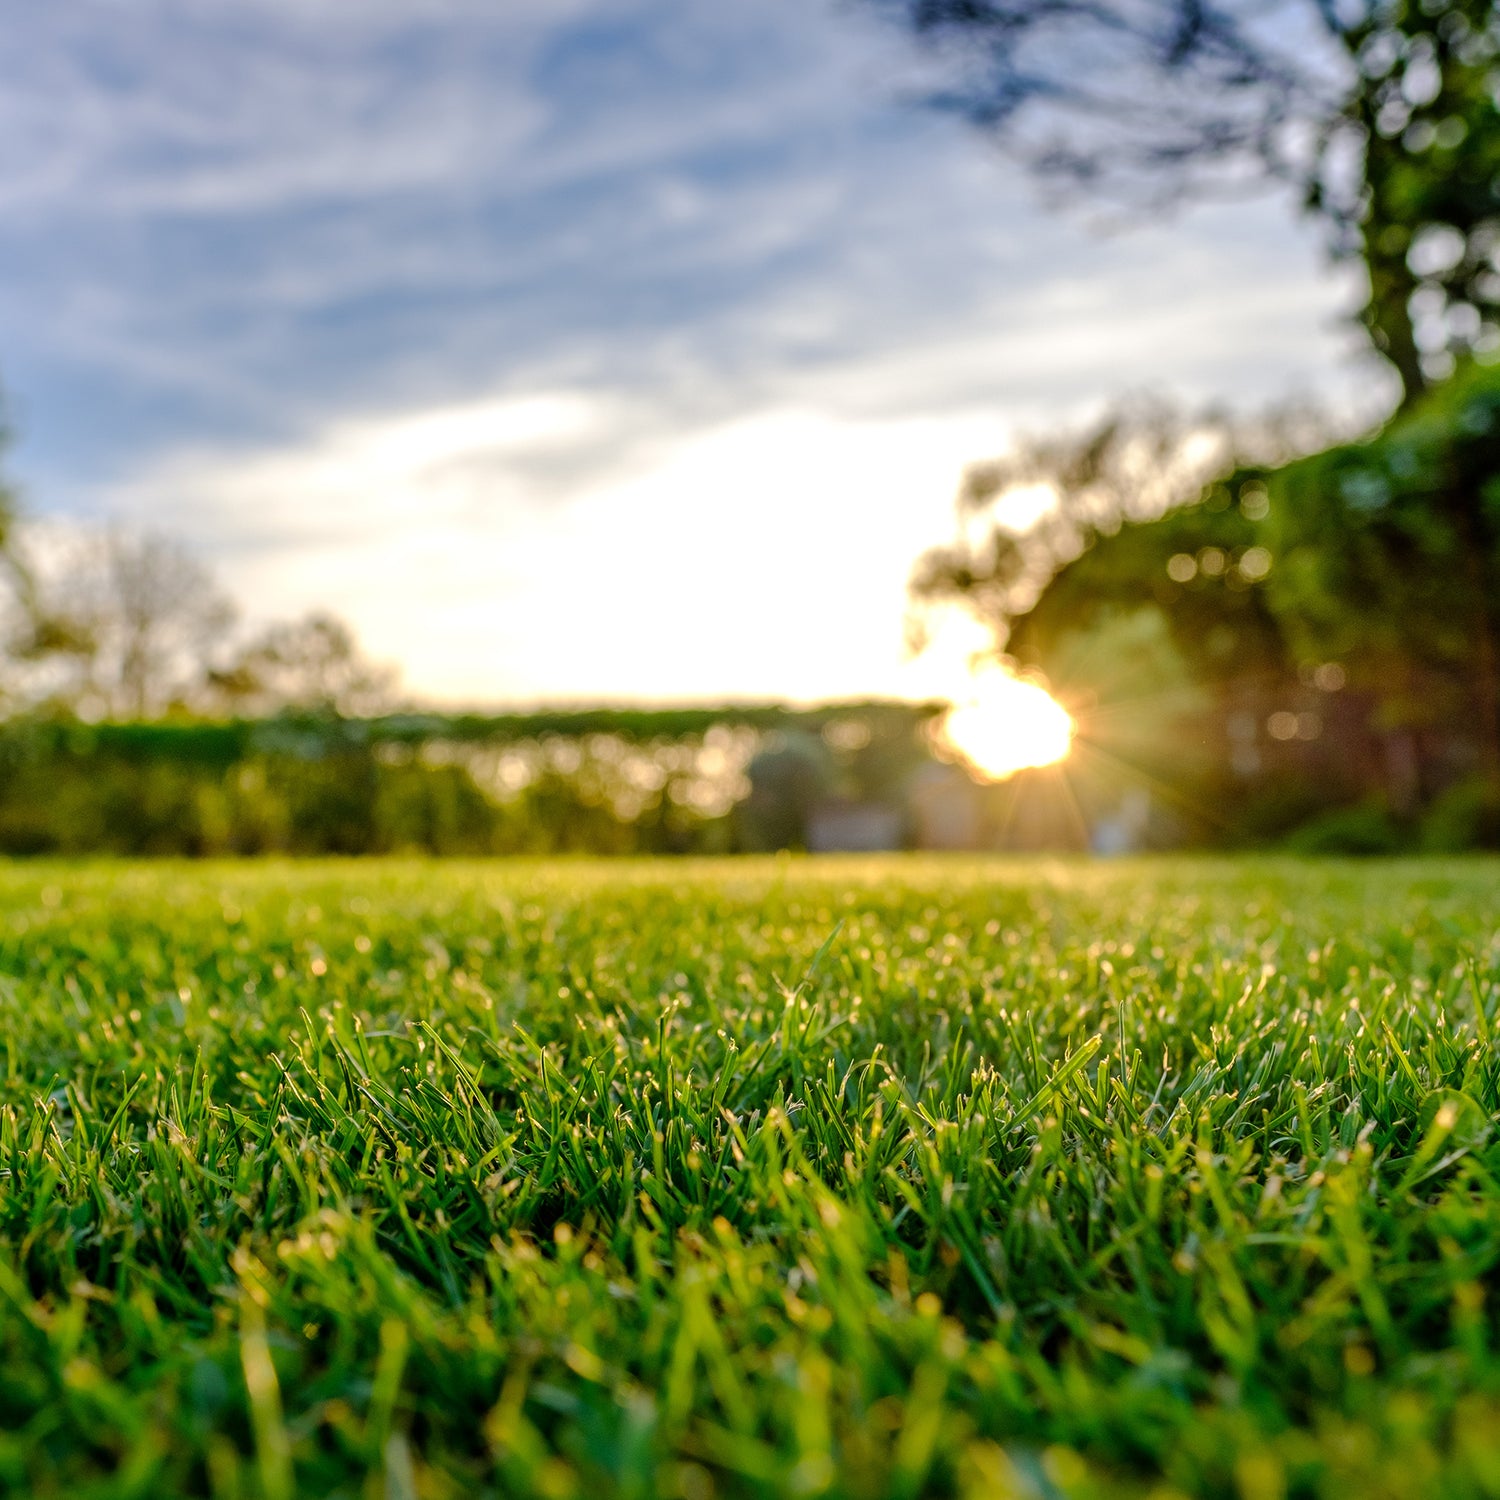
[0,856,1498,1499]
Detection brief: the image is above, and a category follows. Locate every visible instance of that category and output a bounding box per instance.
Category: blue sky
[0,0,1374,704]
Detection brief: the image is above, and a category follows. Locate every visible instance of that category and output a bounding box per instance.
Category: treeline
[0,482,965,858]
[0,704,942,856]
[0,525,397,722]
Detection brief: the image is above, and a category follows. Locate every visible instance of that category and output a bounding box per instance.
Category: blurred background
[0,0,1496,856]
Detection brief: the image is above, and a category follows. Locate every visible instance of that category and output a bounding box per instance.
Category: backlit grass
[0,856,1498,1498]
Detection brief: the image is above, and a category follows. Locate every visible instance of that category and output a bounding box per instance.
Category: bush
[1421,776,1500,852]
[1285,802,1407,855]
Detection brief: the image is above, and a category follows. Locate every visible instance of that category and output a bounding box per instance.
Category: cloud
[0,0,1382,700]
[1,1,1363,456]
[110,391,637,550]
[103,383,1018,702]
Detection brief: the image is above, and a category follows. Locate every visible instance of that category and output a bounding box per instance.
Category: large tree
[875,0,1500,403]
[915,364,1500,807]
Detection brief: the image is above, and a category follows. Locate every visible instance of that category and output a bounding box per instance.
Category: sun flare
[942,668,1073,781]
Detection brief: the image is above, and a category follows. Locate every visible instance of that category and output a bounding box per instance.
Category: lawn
[0,856,1497,1499]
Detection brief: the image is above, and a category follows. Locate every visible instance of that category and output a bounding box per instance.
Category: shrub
[1285,801,1407,855]
[1421,775,1500,852]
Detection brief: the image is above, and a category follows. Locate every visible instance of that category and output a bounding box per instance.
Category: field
[0,856,1498,1499]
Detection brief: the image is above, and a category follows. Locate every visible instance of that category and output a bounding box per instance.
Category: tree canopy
[874,0,1500,401]
[988,365,1500,821]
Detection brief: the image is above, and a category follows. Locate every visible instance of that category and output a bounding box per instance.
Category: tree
[3,528,237,718]
[935,367,1500,813]
[2,514,397,722]
[204,611,398,717]
[0,404,30,698]
[873,1,1500,403]
[908,399,1242,641]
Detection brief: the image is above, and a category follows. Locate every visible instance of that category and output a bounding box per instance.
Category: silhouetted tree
[923,369,1500,806]
[909,399,1240,644]
[4,528,236,717]
[874,1,1500,402]
[206,611,397,717]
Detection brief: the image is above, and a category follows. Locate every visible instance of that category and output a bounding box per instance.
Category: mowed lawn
[0,858,1498,1500]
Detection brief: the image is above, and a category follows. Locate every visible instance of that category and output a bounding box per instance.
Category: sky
[0,0,1377,706]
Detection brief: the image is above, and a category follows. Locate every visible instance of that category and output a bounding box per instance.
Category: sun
[941,667,1074,781]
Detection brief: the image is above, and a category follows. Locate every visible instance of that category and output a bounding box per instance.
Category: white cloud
[106,387,1017,703]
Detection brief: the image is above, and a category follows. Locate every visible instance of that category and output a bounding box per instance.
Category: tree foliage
[0,703,943,856]
[205,611,398,718]
[1,526,399,721]
[908,399,1241,639]
[999,363,1500,807]
[2,529,236,718]
[876,0,1500,400]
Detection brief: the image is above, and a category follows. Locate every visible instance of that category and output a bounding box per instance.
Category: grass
[0,855,1497,1499]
